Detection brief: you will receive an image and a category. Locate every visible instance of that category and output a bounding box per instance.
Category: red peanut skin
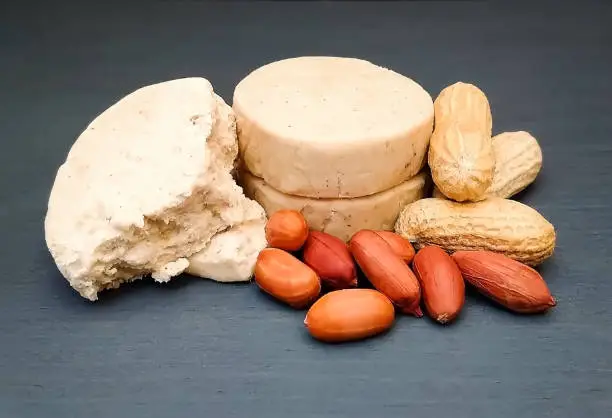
[349,230,423,317]
[452,250,556,314]
[372,231,416,264]
[412,246,465,324]
[304,289,395,343]
[265,209,309,251]
[302,231,358,290]
[255,248,321,309]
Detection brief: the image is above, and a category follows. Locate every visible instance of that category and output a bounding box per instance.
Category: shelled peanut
[452,250,556,313]
[304,289,396,343]
[265,209,309,251]
[255,207,557,345]
[254,248,321,308]
[370,230,416,264]
[302,230,357,290]
[349,230,422,317]
[412,246,465,324]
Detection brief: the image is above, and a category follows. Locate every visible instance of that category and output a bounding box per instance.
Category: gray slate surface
[1,1,611,417]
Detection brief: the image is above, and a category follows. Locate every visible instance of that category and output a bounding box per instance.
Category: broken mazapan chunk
[44,77,266,301]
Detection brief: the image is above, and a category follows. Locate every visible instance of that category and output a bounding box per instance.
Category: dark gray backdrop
[1,1,611,417]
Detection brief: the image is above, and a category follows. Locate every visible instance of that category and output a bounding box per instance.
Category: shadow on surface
[47,268,204,306]
[250,283,310,312]
[41,242,250,312]
[509,180,541,203]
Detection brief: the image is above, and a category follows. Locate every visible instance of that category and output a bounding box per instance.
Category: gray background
[1,1,611,417]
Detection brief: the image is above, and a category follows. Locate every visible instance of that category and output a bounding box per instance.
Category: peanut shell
[395,198,556,266]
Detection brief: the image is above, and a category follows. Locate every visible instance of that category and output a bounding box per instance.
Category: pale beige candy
[233,56,434,198]
[45,77,265,301]
[240,171,430,242]
[187,221,267,283]
[187,198,267,283]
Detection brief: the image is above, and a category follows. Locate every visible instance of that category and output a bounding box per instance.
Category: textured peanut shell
[395,198,556,266]
[432,130,543,200]
[431,185,446,199]
[488,131,543,198]
[428,82,495,202]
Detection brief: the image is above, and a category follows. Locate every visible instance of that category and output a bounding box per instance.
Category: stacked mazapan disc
[234,56,435,241]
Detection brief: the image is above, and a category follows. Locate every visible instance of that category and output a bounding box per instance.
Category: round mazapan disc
[233,56,434,198]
